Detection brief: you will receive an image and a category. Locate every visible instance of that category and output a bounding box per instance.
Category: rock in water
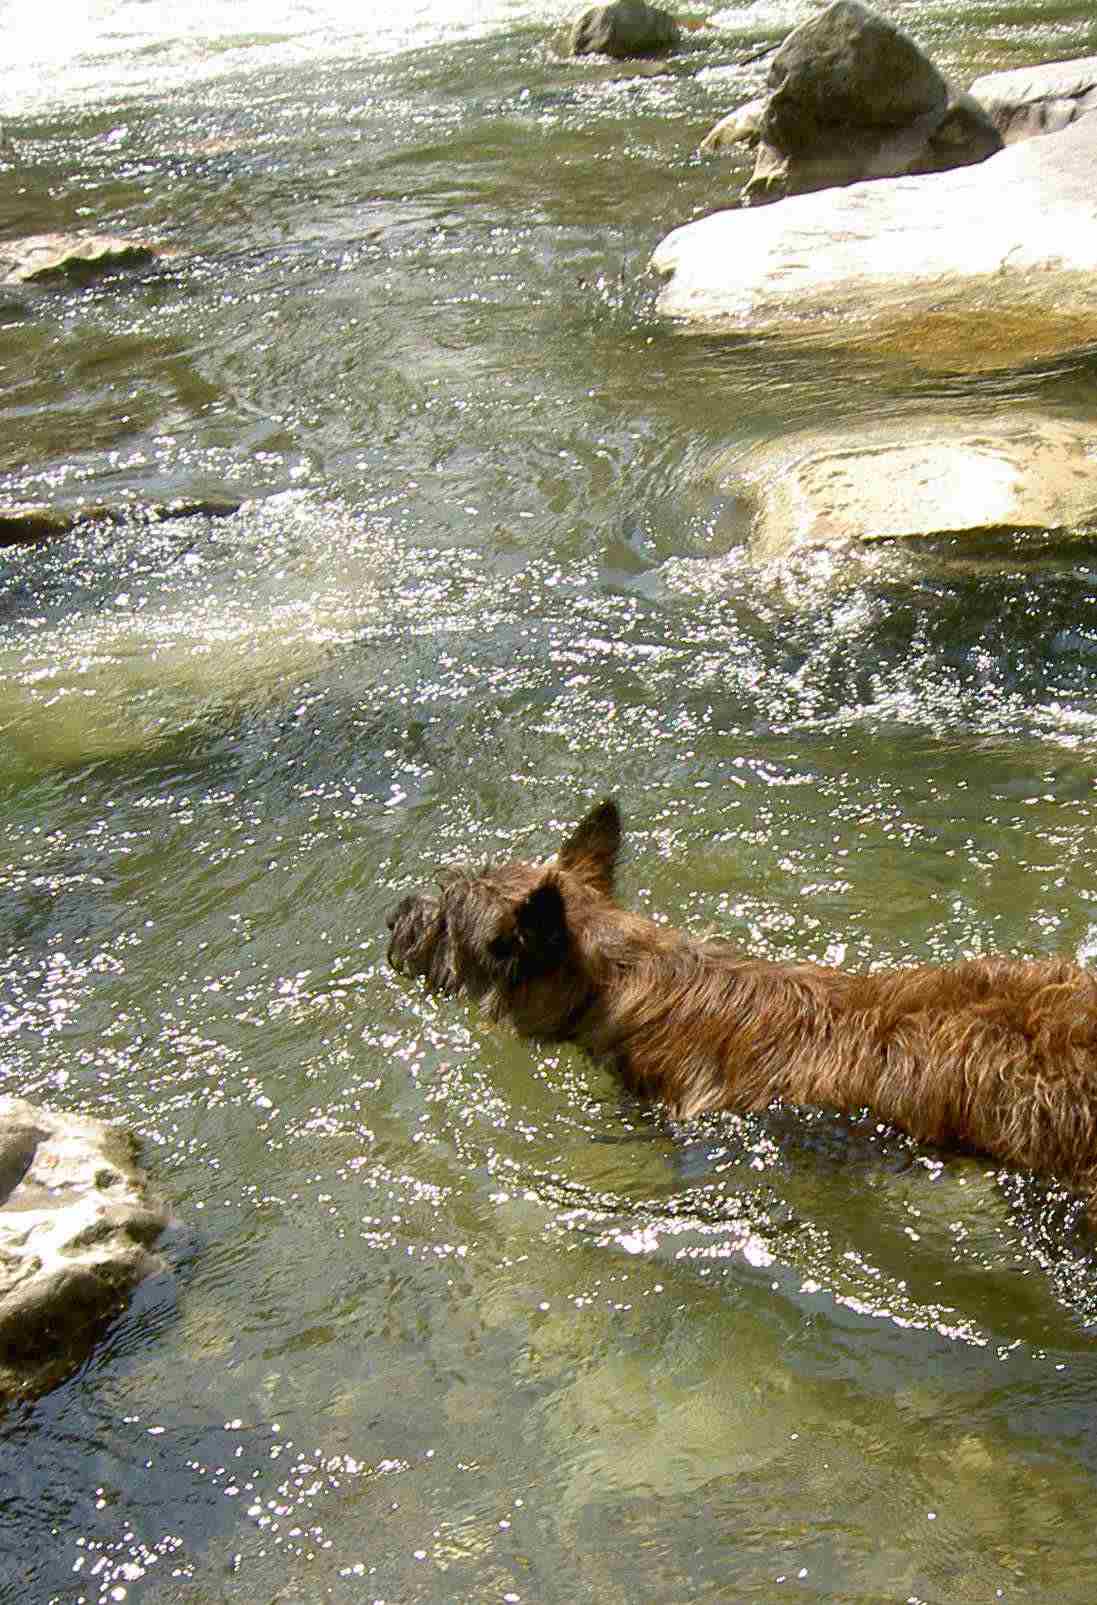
[764,0,948,154]
[698,99,766,156]
[0,1098,171,1403]
[700,1,1001,202]
[708,412,1097,561]
[653,113,1097,371]
[0,495,242,547]
[567,0,680,59]
[969,55,1097,143]
[0,233,158,286]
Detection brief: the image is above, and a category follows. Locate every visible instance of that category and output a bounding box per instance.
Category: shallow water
[5,1,1097,1600]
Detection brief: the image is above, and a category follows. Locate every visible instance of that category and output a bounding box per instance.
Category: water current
[5,1,1097,1600]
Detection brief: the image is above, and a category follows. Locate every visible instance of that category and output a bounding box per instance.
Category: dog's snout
[386,893,443,978]
[386,893,419,932]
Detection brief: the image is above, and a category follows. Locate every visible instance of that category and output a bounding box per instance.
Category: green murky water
[5,2,1097,1600]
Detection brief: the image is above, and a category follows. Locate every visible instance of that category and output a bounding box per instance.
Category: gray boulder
[708,412,1097,562]
[653,112,1097,372]
[702,1,1001,203]
[0,1098,171,1403]
[764,0,948,152]
[969,55,1097,143]
[567,0,680,58]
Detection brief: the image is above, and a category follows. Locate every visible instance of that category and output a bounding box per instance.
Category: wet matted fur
[386,799,1097,1210]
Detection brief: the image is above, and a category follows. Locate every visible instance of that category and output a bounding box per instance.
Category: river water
[5,1,1097,1600]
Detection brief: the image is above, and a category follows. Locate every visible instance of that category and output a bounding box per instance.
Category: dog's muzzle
[386,893,440,975]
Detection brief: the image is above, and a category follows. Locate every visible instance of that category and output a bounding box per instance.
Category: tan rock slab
[0,233,159,286]
[710,412,1097,561]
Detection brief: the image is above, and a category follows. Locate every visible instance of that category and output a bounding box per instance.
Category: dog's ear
[557,798,620,895]
[490,877,569,976]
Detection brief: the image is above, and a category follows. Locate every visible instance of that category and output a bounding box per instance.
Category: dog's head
[385,799,621,1035]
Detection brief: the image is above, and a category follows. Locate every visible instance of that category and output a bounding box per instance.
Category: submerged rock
[0,1098,171,1404]
[0,506,66,546]
[653,112,1097,370]
[566,0,680,58]
[710,412,1097,561]
[969,55,1097,143]
[0,233,159,286]
[701,1,1000,202]
[0,495,242,547]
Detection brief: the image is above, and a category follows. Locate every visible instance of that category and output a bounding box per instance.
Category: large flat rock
[652,112,1097,370]
[0,1098,171,1403]
[711,411,1097,560]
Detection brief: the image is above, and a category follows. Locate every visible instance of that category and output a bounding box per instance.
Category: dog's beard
[388,893,502,1002]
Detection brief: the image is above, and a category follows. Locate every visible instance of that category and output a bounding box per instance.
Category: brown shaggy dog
[386,799,1097,1208]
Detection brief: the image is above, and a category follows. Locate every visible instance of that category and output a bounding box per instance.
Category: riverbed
[5,1,1097,1600]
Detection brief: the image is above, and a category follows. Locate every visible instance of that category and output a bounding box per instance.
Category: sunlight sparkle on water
[3,0,581,113]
